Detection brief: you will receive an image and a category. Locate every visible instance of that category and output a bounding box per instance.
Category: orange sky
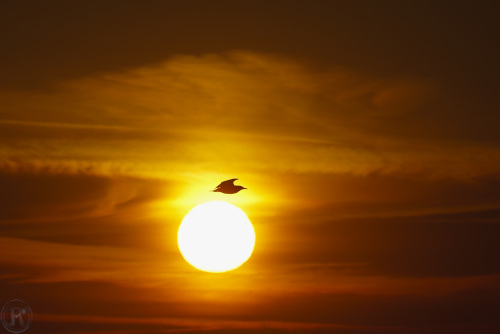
[1,1,499,333]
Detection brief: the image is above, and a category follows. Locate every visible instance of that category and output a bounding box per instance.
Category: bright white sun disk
[178,201,255,273]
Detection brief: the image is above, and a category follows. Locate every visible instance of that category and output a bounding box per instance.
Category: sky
[1,1,499,333]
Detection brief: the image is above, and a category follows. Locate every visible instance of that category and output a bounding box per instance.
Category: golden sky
[1,1,499,333]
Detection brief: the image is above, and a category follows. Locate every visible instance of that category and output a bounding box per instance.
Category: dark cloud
[0,170,168,221]
[272,172,500,219]
[260,213,500,278]
[1,1,498,90]
[254,172,500,278]
[0,170,112,220]
[0,270,498,334]
[0,169,174,250]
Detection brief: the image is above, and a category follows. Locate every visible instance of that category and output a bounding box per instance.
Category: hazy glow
[178,201,255,273]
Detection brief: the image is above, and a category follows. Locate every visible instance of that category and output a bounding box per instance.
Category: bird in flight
[211,179,247,194]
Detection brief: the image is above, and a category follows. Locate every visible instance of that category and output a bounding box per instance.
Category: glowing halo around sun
[178,201,256,273]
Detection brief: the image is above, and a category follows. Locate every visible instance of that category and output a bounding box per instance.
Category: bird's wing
[218,178,238,187]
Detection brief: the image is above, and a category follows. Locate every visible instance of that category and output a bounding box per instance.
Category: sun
[178,201,255,273]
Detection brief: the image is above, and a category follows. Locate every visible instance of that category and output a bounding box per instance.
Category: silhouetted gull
[211,178,247,194]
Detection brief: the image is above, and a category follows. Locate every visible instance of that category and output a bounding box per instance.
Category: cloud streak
[35,312,415,332]
[1,52,499,180]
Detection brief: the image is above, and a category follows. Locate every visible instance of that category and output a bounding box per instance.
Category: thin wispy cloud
[1,52,498,180]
